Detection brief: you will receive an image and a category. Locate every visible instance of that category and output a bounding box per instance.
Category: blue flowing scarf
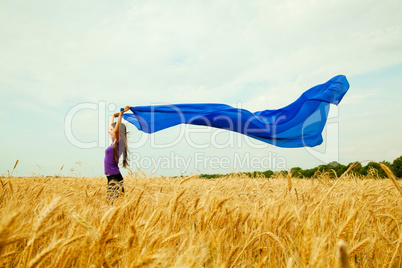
[122,75,349,148]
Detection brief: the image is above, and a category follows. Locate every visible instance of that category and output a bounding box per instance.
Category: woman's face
[108,125,116,139]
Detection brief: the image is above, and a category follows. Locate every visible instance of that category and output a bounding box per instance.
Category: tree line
[200,156,402,179]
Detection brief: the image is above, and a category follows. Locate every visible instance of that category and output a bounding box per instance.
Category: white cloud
[1,0,401,107]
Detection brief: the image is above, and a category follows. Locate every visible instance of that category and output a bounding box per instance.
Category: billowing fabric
[122,75,349,148]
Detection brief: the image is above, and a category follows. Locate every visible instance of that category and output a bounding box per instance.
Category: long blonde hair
[111,122,129,168]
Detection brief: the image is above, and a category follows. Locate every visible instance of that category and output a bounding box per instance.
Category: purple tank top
[104,141,122,175]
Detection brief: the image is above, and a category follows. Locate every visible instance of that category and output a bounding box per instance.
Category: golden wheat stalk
[380,163,402,197]
[224,245,240,268]
[287,171,292,192]
[179,174,197,185]
[28,238,65,268]
[160,232,185,247]
[286,162,360,253]
[172,189,186,213]
[33,197,62,233]
[1,170,401,267]
[10,160,19,177]
[127,224,138,249]
[348,238,370,256]
[337,210,358,239]
[99,207,121,247]
[230,232,285,268]
[71,213,98,234]
[386,237,401,268]
[336,239,350,268]
[0,213,20,253]
[26,223,60,248]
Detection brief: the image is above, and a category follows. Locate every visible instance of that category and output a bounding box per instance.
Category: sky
[1,0,401,177]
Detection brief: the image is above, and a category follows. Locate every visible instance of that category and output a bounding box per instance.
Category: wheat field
[0,169,401,267]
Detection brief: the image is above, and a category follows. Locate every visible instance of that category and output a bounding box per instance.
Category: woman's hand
[113,106,130,118]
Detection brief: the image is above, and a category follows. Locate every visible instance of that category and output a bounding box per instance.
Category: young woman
[104,105,130,203]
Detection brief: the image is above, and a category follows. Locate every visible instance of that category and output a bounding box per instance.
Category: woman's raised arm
[114,106,130,142]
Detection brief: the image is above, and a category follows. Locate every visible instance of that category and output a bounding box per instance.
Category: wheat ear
[380,163,402,197]
[336,239,350,268]
[348,238,370,256]
[28,238,65,268]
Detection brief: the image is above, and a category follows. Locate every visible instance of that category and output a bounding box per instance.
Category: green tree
[290,167,303,177]
[359,162,389,178]
[300,167,318,178]
[346,162,362,175]
[391,156,402,178]
[263,170,274,178]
